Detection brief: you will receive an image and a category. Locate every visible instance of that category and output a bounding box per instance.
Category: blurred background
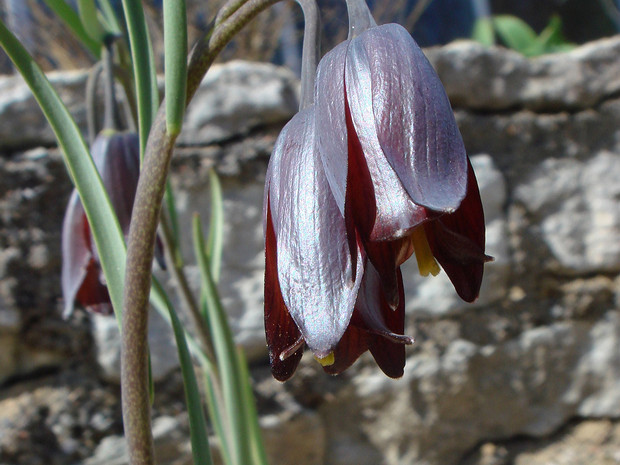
[1,0,620,73]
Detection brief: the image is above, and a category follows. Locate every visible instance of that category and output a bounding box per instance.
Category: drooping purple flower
[264,22,489,381]
[61,132,164,317]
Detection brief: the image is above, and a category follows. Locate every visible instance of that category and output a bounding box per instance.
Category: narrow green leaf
[78,0,107,43]
[40,0,101,57]
[164,182,183,267]
[201,358,234,465]
[492,15,538,55]
[150,278,210,369]
[193,215,252,465]
[146,26,160,131]
[0,19,125,320]
[119,0,157,157]
[471,17,495,46]
[163,0,188,136]
[160,281,214,465]
[236,347,268,465]
[97,0,123,35]
[206,169,224,284]
[538,15,575,54]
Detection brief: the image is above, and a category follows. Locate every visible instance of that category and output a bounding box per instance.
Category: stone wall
[1,37,619,465]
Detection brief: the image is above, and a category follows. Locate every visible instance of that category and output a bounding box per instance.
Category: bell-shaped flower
[315,22,489,305]
[264,12,489,381]
[265,107,424,380]
[61,132,163,317]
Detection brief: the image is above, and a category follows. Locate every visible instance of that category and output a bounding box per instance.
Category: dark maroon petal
[345,24,467,212]
[61,191,92,317]
[268,107,364,358]
[367,268,409,379]
[321,321,369,375]
[355,264,411,377]
[425,158,490,302]
[75,257,113,315]
[323,264,413,377]
[61,191,113,316]
[362,238,407,308]
[264,199,303,381]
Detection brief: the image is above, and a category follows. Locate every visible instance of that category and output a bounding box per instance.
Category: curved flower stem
[102,38,119,131]
[214,0,247,25]
[159,211,217,363]
[120,2,284,464]
[86,61,103,144]
[187,0,283,100]
[345,0,376,39]
[297,0,319,110]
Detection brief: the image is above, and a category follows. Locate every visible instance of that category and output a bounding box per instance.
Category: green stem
[119,0,156,157]
[163,0,187,136]
[120,2,285,464]
[187,0,283,101]
[102,39,119,131]
[214,0,247,25]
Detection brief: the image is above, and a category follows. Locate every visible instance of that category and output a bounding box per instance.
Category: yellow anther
[314,352,335,367]
[410,226,441,277]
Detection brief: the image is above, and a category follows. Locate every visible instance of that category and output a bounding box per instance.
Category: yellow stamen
[411,226,441,277]
[314,352,335,367]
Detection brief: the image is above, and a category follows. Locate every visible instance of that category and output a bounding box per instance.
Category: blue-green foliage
[473,14,575,57]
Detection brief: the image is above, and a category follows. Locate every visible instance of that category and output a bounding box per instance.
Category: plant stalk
[120,2,285,464]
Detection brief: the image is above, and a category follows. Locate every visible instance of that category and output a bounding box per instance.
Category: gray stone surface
[85,416,192,465]
[427,36,620,111]
[515,151,620,274]
[0,60,298,150]
[0,148,90,383]
[91,308,180,384]
[179,60,299,146]
[0,71,88,150]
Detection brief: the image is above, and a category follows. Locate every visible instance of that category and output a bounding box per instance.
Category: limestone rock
[346,313,620,465]
[463,420,620,465]
[427,36,620,111]
[85,416,191,465]
[179,60,299,146]
[0,148,89,382]
[261,410,325,465]
[0,71,88,150]
[0,61,298,152]
[92,308,179,384]
[515,151,620,274]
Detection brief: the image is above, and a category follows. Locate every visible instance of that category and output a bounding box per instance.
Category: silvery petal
[346,23,467,211]
[270,107,364,356]
[315,40,349,215]
[345,96,428,241]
